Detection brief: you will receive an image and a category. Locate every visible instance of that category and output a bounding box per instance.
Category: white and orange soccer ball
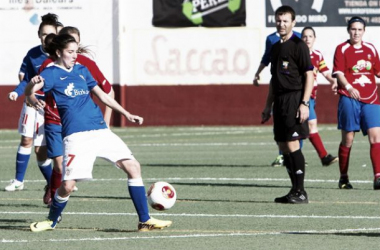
[147,181,177,210]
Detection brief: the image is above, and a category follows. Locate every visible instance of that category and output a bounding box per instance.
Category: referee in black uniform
[262,5,314,204]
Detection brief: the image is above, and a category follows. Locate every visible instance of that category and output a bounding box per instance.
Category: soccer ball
[147,181,177,210]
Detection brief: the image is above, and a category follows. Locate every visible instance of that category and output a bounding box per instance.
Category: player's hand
[331,82,338,95]
[261,107,272,124]
[26,97,45,110]
[8,91,18,101]
[347,87,360,100]
[297,104,309,123]
[127,114,143,125]
[30,75,44,85]
[253,74,260,87]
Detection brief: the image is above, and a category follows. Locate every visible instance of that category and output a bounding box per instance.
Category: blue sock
[48,194,69,227]
[38,159,53,186]
[128,178,150,222]
[15,146,32,182]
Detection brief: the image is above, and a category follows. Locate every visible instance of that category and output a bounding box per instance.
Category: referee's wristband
[345,84,353,91]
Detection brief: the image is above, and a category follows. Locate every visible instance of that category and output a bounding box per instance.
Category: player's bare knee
[59,181,76,196]
[20,136,33,147]
[118,159,141,177]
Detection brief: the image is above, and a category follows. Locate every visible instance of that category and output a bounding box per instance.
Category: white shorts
[18,102,45,146]
[62,129,135,181]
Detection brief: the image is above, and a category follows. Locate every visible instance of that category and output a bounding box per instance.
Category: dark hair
[347,16,366,31]
[60,26,93,56]
[43,33,56,52]
[301,26,316,37]
[57,21,64,28]
[38,13,59,35]
[275,5,296,21]
[45,34,77,61]
[59,26,80,38]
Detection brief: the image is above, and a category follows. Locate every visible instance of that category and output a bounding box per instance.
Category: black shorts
[273,91,309,142]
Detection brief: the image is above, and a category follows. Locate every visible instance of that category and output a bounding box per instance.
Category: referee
[261,5,314,204]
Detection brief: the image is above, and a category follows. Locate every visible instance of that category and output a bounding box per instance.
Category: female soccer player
[301,26,338,166]
[41,27,115,203]
[333,16,380,189]
[5,14,59,205]
[26,34,171,232]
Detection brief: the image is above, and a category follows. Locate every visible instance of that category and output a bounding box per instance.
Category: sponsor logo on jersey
[352,59,372,73]
[60,76,68,80]
[64,83,89,98]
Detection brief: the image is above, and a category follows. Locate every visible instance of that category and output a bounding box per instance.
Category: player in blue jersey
[5,14,60,206]
[25,34,172,232]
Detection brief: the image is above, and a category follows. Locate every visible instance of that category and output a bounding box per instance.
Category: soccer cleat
[271,155,284,167]
[321,154,339,166]
[5,179,24,191]
[43,185,51,205]
[287,191,308,204]
[274,193,291,203]
[275,190,308,204]
[30,220,55,232]
[374,178,380,190]
[138,217,172,232]
[338,178,353,189]
[57,215,62,223]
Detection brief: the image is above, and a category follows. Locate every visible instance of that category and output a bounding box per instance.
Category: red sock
[309,133,328,159]
[370,143,380,179]
[339,144,351,178]
[50,169,62,200]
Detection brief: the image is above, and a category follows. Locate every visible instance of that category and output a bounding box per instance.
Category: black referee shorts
[273,91,309,142]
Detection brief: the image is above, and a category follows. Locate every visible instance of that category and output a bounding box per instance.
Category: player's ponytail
[44,33,57,58]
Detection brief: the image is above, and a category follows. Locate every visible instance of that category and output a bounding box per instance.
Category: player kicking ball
[25,34,171,232]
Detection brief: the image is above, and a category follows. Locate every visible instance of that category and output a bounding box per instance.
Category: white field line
[2,227,380,244]
[2,211,380,220]
[0,177,373,184]
[0,140,366,149]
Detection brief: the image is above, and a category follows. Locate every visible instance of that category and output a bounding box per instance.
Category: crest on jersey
[282,60,289,70]
[64,83,75,97]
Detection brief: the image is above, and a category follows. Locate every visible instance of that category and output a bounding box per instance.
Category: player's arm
[254,36,272,86]
[91,85,143,125]
[24,75,46,110]
[335,73,360,100]
[322,71,338,94]
[83,56,115,126]
[261,80,274,124]
[253,63,266,86]
[103,87,115,126]
[298,70,313,123]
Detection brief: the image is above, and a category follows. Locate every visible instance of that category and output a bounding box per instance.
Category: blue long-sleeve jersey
[13,45,48,99]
